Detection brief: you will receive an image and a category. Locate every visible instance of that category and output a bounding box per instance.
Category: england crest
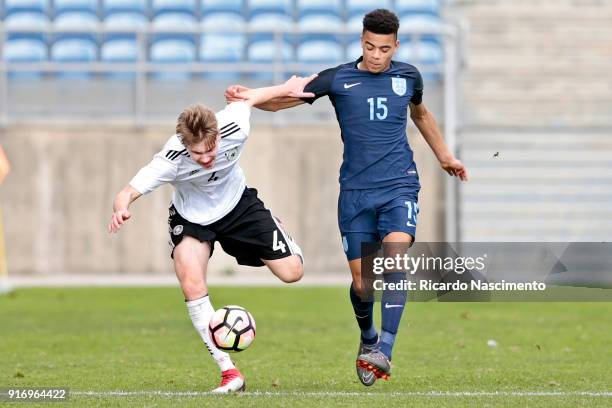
[391,77,407,96]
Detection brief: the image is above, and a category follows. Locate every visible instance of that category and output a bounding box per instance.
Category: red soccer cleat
[211,368,245,393]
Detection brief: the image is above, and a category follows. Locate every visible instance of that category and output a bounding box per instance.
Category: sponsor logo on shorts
[173,225,184,235]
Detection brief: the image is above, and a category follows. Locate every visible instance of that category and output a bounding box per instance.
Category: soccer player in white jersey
[108,75,315,393]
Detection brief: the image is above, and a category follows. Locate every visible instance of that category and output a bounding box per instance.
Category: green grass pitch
[1,286,611,407]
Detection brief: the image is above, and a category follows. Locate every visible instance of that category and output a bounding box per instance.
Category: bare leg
[263,255,303,283]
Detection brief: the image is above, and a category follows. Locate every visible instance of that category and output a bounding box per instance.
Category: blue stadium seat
[53,10,99,43]
[400,14,443,42]
[51,37,97,78]
[202,0,244,15]
[4,0,48,14]
[200,12,245,78]
[200,12,245,60]
[104,11,148,30]
[248,12,293,29]
[200,34,244,62]
[3,37,48,78]
[100,37,139,78]
[248,0,291,16]
[151,12,198,43]
[52,10,98,77]
[3,10,49,78]
[54,0,97,14]
[396,39,443,65]
[296,0,341,17]
[396,0,440,16]
[200,33,244,79]
[101,38,138,62]
[150,39,196,79]
[103,11,147,62]
[346,14,363,31]
[3,11,50,41]
[346,0,392,18]
[345,15,364,52]
[152,0,196,15]
[103,0,146,15]
[297,13,343,43]
[248,12,293,44]
[201,11,245,29]
[247,39,293,62]
[296,40,343,63]
[51,39,97,61]
[396,39,443,80]
[347,39,362,60]
[247,37,292,79]
[3,38,48,62]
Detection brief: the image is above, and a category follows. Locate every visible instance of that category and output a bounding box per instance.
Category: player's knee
[280,256,303,283]
[352,280,365,297]
[182,278,206,299]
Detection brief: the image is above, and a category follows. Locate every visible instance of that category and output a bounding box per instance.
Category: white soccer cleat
[211,368,245,393]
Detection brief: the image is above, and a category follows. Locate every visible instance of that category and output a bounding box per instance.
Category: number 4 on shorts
[272,230,287,253]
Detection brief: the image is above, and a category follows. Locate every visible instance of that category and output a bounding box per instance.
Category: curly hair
[363,9,400,36]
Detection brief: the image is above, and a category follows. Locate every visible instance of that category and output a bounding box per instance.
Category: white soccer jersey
[129,102,251,225]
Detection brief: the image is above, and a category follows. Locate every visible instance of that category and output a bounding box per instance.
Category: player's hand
[283,74,317,98]
[441,157,468,181]
[108,209,132,233]
[225,85,250,103]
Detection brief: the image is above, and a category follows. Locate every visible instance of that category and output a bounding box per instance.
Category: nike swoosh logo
[225,316,243,339]
[361,371,375,382]
[344,82,361,89]
[384,303,404,309]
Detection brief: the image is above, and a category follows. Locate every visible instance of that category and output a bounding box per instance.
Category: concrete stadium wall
[0,124,444,277]
[451,0,612,128]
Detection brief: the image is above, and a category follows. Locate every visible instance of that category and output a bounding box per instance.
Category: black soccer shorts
[168,187,300,266]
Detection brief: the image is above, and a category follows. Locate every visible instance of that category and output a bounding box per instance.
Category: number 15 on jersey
[367,97,388,121]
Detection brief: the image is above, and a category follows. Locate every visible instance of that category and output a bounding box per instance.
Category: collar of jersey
[354,56,394,73]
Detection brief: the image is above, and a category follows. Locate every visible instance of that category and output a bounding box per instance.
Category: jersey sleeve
[129,152,178,195]
[217,102,251,138]
[300,66,339,104]
[410,69,424,105]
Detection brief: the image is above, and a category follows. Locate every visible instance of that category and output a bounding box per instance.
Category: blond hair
[176,104,218,148]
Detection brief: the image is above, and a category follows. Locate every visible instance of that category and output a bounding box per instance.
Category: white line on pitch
[72,391,612,398]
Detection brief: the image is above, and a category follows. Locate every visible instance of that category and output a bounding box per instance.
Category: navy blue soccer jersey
[302,56,423,190]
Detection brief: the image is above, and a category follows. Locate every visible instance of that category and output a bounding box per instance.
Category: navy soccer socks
[379,272,408,360]
[349,283,378,344]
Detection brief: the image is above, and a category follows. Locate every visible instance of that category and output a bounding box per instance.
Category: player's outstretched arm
[409,102,468,181]
[108,185,142,233]
[224,81,309,112]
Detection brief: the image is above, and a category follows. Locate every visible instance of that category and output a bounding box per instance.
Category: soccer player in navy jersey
[226,9,468,385]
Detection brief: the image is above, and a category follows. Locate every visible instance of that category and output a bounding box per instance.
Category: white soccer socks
[186,296,235,372]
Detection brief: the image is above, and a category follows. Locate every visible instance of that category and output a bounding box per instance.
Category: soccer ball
[209,305,256,352]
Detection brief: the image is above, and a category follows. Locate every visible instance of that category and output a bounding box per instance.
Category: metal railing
[0,24,458,119]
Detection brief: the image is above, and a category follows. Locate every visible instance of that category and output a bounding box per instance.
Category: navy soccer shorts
[338,184,420,261]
